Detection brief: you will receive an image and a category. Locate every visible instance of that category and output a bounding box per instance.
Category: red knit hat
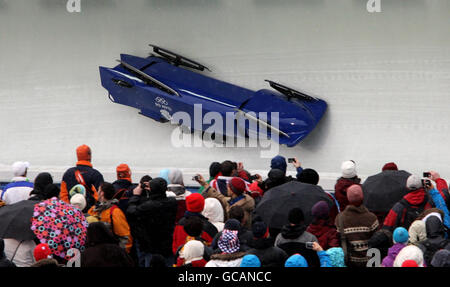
[186,193,205,213]
[34,243,52,262]
[76,145,91,161]
[347,184,364,206]
[116,163,132,181]
[382,162,398,171]
[401,260,419,267]
[229,177,246,195]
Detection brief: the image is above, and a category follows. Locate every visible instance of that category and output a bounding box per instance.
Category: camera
[423,172,431,178]
[192,175,199,181]
[422,179,432,188]
[288,158,295,163]
[305,242,314,249]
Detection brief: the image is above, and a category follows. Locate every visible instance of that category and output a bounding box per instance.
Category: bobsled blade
[149,44,211,72]
[116,59,180,97]
[265,79,318,101]
[234,108,290,139]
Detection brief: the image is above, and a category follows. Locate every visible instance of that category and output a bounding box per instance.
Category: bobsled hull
[99,47,327,147]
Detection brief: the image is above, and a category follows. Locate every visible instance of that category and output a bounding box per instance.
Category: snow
[0,0,449,190]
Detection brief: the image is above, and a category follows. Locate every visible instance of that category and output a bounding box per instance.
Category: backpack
[74,170,97,210]
[396,198,428,230]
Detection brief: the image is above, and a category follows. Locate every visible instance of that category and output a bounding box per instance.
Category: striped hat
[218,229,240,254]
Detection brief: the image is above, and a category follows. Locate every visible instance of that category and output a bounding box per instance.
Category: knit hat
[70,193,86,211]
[382,162,398,171]
[76,145,91,161]
[393,245,424,267]
[341,160,357,179]
[252,221,268,239]
[34,243,52,262]
[240,254,261,267]
[224,219,241,231]
[218,229,240,254]
[229,177,246,196]
[116,164,131,181]
[271,155,287,174]
[182,240,204,265]
[326,247,346,267]
[347,184,363,206]
[288,208,305,224]
[149,177,168,197]
[311,201,330,219]
[12,161,30,177]
[406,174,422,190]
[393,227,409,244]
[297,168,319,185]
[431,249,450,267]
[401,260,419,267]
[186,193,205,213]
[285,254,308,267]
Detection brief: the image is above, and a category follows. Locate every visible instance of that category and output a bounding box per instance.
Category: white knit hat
[406,174,422,190]
[70,193,86,211]
[393,245,424,267]
[181,240,204,264]
[12,161,30,177]
[341,160,357,179]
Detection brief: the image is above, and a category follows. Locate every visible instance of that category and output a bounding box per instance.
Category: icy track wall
[0,0,449,190]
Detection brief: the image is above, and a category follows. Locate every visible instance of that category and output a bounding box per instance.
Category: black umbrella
[362,170,411,214]
[0,200,36,241]
[255,181,333,229]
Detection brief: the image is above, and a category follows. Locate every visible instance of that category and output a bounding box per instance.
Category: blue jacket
[317,250,332,267]
[428,187,450,229]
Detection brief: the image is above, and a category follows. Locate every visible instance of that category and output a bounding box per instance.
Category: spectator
[408,220,427,246]
[325,247,346,267]
[28,173,55,201]
[112,163,136,214]
[159,169,171,184]
[202,198,225,233]
[60,145,104,212]
[247,220,288,267]
[127,178,177,267]
[240,254,261,267]
[275,208,320,267]
[383,174,432,232]
[88,182,132,253]
[393,245,425,267]
[172,193,218,255]
[431,249,450,267]
[381,227,409,267]
[423,175,450,229]
[166,169,192,224]
[382,162,398,171]
[180,240,208,267]
[419,215,450,266]
[0,239,15,267]
[307,201,340,250]
[0,161,33,205]
[209,160,236,196]
[199,176,255,229]
[81,222,134,267]
[334,160,361,212]
[335,184,379,267]
[297,168,320,185]
[30,243,60,268]
[205,229,246,267]
[198,162,221,194]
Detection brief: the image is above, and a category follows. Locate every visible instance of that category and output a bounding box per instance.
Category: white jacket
[0,177,33,205]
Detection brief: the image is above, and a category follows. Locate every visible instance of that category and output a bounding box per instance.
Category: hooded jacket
[166,183,191,224]
[246,237,288,267]
[127,178,178,256]
[419,216,450,266]
[381,243,407,267]
[0,177,33,205]
[383,188,432,232]
[334,177,361,213]
[202,198,225,232]
[307,219,340,250]
[81,222,134,267]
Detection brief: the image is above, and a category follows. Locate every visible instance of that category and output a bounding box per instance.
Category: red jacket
[172,214,217,254]
[307,220,340,250]
[334,177,361,213]
[382,188,432,231]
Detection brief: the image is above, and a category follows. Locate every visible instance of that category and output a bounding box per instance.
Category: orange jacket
[88,204,133,253]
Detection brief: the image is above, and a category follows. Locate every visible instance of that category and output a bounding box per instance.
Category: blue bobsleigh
[99,45,327,147]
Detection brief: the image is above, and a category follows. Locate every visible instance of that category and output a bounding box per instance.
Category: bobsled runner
[99,44,327,147]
